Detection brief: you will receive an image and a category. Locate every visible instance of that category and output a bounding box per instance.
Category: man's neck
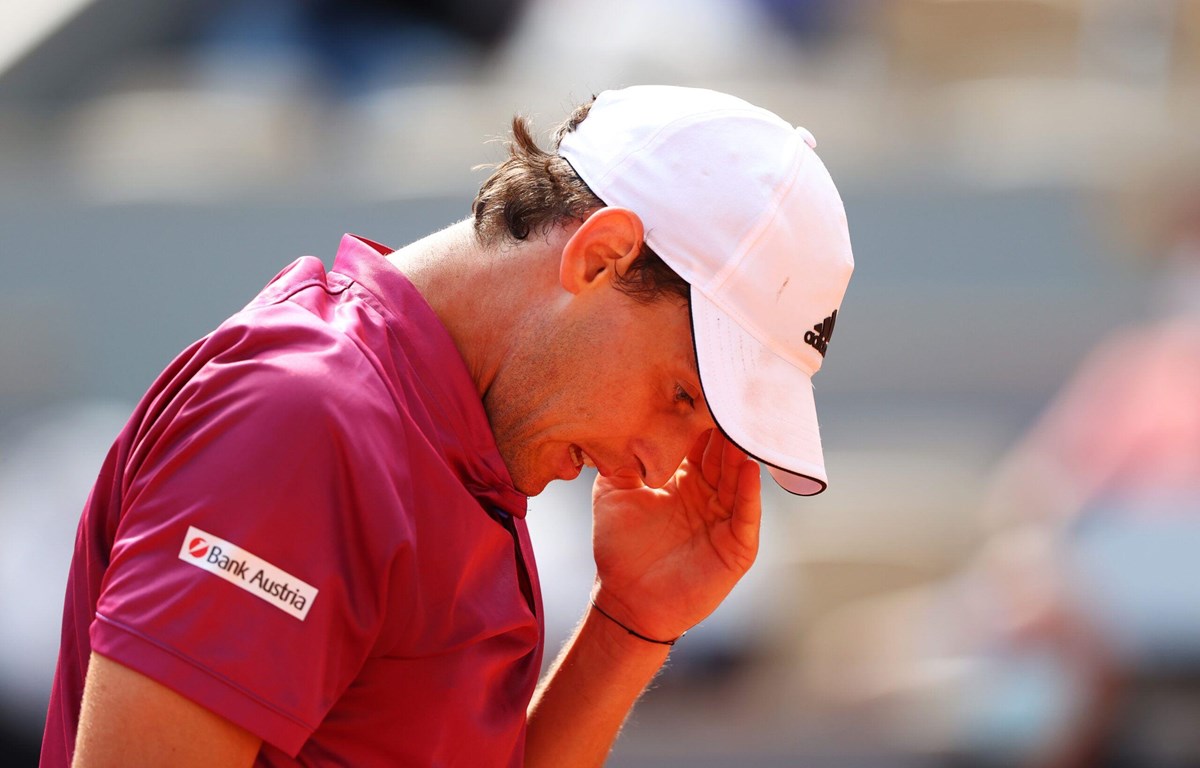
[385,219,565,398]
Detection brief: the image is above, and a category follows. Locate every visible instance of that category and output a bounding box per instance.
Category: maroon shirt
[42,235,543,766]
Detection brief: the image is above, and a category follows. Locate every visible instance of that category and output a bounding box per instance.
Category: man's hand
[524,430,760,766]
[591,428,762,642]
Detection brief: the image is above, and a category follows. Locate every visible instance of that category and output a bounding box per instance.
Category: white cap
[558,85,854,495]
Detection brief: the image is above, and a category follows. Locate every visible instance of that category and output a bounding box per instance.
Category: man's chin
[514,478,549,497]
[502,450,573,497]
[506,464,552,498]
[499,440,596,496]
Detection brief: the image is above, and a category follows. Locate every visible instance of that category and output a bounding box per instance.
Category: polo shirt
[42,235,544,766]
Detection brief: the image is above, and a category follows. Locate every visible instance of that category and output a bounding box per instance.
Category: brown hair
[472,97,690,305]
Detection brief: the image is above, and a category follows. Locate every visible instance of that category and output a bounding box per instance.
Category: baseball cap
[558,85,854,496]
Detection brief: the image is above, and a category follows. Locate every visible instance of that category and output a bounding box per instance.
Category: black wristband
[591,600,683,646]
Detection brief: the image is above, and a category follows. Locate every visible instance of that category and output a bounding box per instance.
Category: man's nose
[635,421,711,488]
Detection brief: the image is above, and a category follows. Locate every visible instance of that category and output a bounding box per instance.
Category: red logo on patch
[188,537,209,558]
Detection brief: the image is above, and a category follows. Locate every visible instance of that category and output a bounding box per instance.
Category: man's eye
[674,384,695,407]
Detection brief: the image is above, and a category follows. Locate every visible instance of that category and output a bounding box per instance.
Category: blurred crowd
[799,169,1200,768]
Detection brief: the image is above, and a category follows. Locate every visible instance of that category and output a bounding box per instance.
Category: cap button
[795,126,817,149]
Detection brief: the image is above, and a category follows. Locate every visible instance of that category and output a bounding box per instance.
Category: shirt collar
[331,234,527,517]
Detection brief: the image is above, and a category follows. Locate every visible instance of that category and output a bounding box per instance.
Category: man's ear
[559,208,645,294]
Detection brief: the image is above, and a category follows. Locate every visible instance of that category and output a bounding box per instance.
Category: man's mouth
[569,444,597,470]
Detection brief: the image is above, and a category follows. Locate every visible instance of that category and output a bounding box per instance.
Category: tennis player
[42,85,853,767]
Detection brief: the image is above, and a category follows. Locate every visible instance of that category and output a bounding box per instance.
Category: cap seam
[694,288,818,379]
[579,106,790,195]
[703,132,808,295]
[696,141,817,369]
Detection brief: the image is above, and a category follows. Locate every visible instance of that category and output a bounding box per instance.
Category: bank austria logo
[178,526,318,621]
[188,536,209,558]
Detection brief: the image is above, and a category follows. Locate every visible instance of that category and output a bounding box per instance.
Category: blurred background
[3,0,1200,766]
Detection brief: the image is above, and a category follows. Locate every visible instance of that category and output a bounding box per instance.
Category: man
[42,85,853,766]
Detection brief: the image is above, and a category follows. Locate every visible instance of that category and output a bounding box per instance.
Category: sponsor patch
[178,526,318,621]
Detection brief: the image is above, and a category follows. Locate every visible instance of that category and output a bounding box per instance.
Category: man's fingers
[715,437,741,510]
[722,435,748,472]
[686,428,711,469]
[730,459,762,555]
[700,429,723,487]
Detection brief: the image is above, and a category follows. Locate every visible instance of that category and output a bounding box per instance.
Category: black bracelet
[590,600,683,646]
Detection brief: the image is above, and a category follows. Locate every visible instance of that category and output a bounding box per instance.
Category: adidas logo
[803,310,837,357]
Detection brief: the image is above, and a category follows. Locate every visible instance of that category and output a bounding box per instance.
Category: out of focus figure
[800,156,1200,768]
[968,156,1200,767]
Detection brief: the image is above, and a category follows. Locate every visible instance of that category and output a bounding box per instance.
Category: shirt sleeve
[92,312,412,756]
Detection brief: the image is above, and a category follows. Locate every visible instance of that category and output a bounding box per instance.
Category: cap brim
[690,289,828,496]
